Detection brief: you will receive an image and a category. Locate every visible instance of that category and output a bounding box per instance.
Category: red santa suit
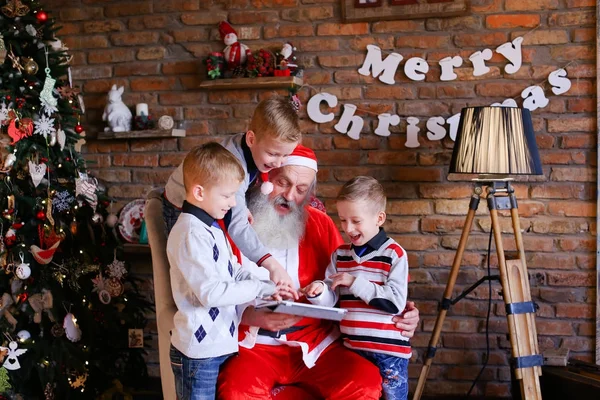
[217,146,381,400]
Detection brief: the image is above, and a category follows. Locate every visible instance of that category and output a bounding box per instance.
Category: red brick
[130,140,178,153]
[551,45,595,61]
[72,66,113,80]
[550,167,596,182]
[549,10,595,26]
[297,38,339,52]
[528,253,576,269]
[84,154,111,168]
[60,7,103,21]
[364,86,416,100]
[132,169,174,185]
[207,91,254,104]
[561,134,595,148]
[89,49,135,64]
[160,153,186,168]
[57,22,82,35]
[153,0,203,12]
[114,63,160,76]
[547,271,594,287]
[366,151,416,165]
[280,7,334,22]
[111,32,159,46]
[556,304,594,319]
[108,184,151,199]
[518,30,569,45]
[387,200,432,215]
[396,35,451,49]
[92,169,131,183]
[229,11,278,24]
[475,82,527,97]
[129,15,170,30]
[130,77,178,92]
[532,218,588,234]
[105,3,153,17]
[372,20,423,33]
[317,23,368,36]
[558,237,595,252]
[421,216,467,233]
[455,32,508,47]
[113,154,159,167]
[506,0,559,10]
[486,14,540,29]
[572,28,595,43]
[318,54,365,68]
[426,16,482,31]
[160,92,204,105]
[84,79,129,93]
[181,11,228,25]
[137,47,167,61]
[84,20,125,33]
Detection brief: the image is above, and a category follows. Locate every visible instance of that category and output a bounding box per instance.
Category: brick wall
[51,0,597,397]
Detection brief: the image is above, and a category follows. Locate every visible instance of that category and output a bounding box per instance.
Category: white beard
[247,189,306,250]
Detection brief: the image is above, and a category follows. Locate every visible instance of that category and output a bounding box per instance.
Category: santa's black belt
[258,325,307,339]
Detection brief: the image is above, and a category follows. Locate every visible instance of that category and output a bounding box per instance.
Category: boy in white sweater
[167,143,287,400]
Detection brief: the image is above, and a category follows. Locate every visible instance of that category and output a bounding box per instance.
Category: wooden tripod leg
[412,203,479,400]
[510,207,542,379]
[505,259,543,400]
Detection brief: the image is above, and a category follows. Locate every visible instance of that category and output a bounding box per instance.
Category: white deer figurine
[102,84,132,132]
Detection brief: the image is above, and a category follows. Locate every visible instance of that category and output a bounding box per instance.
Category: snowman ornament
[218,21,249,69]
[1,341,27,370]
[15,252,30,280]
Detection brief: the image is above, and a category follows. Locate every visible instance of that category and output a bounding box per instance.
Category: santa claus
[217,145,420,400]
[218,21,249,69]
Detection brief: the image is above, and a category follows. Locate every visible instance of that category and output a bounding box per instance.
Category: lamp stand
[413,181,543,400]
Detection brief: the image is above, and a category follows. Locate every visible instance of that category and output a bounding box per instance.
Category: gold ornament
[1,0,29,18]
[22,57,38,75]
[7,49,23,73]
[105,277,124,297]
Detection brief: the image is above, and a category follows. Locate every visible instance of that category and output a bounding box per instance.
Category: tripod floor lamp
[413,106,544,400]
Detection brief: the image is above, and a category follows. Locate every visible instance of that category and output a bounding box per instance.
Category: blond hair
[182,142,245,192]
[337,176,386,212]
[249,96,301,143]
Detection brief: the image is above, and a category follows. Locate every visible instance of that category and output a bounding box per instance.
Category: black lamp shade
[449,106,543,176]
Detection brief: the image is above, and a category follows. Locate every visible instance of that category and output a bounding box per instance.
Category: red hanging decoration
[36,10,48,23]
[74,123,84,134]
[36,210,46,220]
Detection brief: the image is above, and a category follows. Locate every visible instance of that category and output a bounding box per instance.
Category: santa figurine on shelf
[219,21,249,70]
[277,42,298,75]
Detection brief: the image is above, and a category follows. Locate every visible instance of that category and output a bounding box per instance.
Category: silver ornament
[49,131,57,146]
[92,212,104,225]
[16,263,31,280]
[3,153,16,169]
[16,330,31,342]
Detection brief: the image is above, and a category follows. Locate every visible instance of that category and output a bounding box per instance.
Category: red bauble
[36,210,46,220]
[36,11,48,23]
[75,123,84,133]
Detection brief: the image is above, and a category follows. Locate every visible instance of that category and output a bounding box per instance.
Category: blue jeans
[170,345,232,400]
[356,350,409,400]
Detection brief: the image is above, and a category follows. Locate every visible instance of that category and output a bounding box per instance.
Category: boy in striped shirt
[303,176,411,400]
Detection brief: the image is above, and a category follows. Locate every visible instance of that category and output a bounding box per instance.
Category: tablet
[255,300,347,321]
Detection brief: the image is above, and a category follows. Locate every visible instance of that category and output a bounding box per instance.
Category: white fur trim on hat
[284,156,318,172]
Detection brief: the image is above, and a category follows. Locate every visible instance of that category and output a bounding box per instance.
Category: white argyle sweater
[167,201,276,359]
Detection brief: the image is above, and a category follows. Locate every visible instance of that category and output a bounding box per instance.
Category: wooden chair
[145,189,177,399]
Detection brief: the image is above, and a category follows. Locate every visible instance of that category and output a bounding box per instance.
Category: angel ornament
[1,341,27,370]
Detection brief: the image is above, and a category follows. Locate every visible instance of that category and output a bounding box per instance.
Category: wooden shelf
[199,76,303,90]
[97,128,186,140]
[123,243,151,255]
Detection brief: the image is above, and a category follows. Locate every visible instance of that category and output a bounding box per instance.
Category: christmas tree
[0,1,151,398]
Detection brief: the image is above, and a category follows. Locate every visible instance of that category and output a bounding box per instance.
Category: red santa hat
[219,21,237,39]
[282,144,318,172]
[259,145,318,195]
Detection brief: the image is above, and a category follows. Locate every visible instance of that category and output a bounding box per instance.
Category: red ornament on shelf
[36,210,46,220]
[36,11,48,23]
[75,123,84,133]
